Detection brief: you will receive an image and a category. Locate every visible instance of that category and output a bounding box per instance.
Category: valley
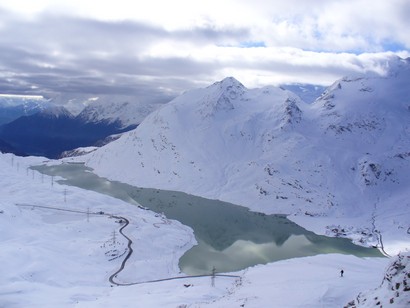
[1,56,409,307]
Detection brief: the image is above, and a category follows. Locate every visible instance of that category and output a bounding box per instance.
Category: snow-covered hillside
[0,153,395,307]
[280,83,326,103]
[85,57,410,255]
[0,93,162,127]
[77,97,161,128]
[346,252,410,307]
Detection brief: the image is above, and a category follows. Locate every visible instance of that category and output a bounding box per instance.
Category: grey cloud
[0,10,247,102]
[0,6,407,106]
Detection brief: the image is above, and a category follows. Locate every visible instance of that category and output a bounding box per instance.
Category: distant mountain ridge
[0,96,164,158]
[0,95,51,125]
[0,106,137,158]
[77,99,158,129]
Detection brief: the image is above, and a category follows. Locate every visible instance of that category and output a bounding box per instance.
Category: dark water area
[32,163,384,275]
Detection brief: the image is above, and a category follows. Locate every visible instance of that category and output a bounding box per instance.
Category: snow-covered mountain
[0,95,51,125]
[39,105,75,119]
[85,57,410,252]
[77,97,159,128]
[0,93,163,128]
[86,76,309,197]
[0,105,137,158]
[0,93,165,158]
[2,57,409,308]
[280,83,326,103]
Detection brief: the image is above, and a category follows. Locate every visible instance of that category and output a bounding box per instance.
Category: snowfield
[0,153,398,307]
[0,154,405,307]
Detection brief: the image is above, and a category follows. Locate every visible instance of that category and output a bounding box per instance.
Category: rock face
[345,252,410,307]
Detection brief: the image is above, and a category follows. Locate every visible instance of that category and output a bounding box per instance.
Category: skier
[340,269,344,277]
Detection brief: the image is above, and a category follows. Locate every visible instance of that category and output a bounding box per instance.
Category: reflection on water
[32,163,384,275]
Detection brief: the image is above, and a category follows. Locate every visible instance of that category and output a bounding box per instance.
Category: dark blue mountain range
[0,109,136,158]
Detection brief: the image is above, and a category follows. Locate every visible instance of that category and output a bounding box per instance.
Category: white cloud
[1,0,409,51]
[0,0,409,101]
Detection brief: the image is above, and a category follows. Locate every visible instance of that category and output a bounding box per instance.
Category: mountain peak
[40,106,73,119]
[218,76,244,87]
[209,77,245,93]
[197,77,246,118]
[384,56,410,77]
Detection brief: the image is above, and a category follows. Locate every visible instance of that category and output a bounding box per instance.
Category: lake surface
[32,163,383,275]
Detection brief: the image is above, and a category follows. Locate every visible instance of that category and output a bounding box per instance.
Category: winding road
[107,215,133,285]
[16,203,241,287]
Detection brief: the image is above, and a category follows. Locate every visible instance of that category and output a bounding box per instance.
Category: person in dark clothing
[340,269,344,277]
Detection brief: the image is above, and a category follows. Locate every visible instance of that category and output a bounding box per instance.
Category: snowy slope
[346,252,410,307]
[39,105,74,118]
[0,153,198,307]
[0,153,394,307]
[85,57,410,255]
[77,96,160,128]
[280,83,326,103]
[86,76,309,197]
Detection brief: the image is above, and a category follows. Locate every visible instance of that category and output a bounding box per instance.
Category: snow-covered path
[14,203,241,288]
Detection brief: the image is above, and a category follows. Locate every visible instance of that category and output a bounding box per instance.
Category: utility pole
[211,266,216,287]
[64,189,67,203]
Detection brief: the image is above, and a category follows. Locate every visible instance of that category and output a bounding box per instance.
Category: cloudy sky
[0,0,409,103]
